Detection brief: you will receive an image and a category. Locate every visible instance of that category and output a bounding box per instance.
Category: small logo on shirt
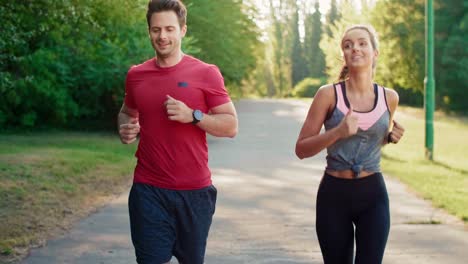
[178,82,188,88]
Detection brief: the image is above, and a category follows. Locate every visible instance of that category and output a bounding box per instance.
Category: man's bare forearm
[118,104,138,125]
[118,111,134,127]
[197,113,238,138]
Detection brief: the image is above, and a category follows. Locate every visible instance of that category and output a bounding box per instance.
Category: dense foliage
[370,0,468,112]
[184,0,260,94]
[291,77,326,98]
[1,0,467,130]
[0,0,260,129]
[1,1,149,128]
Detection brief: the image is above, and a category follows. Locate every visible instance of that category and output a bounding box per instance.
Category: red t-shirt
[124,55,231,190]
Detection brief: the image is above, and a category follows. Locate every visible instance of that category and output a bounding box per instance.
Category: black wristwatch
[192,109,203,124]
[387,132,394,144]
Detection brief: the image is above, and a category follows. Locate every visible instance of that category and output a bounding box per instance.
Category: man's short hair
[146,0,187,28]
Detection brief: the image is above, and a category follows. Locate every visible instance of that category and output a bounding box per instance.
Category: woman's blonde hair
[338,24,379,81]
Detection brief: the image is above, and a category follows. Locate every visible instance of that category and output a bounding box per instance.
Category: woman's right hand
[338,106,359,139]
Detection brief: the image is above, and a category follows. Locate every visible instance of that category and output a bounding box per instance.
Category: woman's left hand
[388,120,405,144]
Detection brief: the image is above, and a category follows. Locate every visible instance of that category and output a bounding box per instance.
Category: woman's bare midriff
[325,169,376,179]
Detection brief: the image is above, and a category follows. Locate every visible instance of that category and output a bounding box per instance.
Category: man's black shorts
[129,183,217,264]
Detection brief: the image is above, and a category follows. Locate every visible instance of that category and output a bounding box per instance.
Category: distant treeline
[1,0,466,129]
[246,0,467,115]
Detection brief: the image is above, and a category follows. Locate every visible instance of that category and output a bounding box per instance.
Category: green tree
[248,0,313,97]
[370,0,468,112]
[290,2,307,87]
[266,0,291,97]
[304,1,326,78]
[326,0,340,37]
[0,0,261,129]
[435,1,468,113]
[371,0,425,102]
[183,0,260,92]
[439,13,468,113]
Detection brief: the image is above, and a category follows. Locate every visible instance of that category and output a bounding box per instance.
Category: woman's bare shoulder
[315,83,335,99]
[383,87,399,112]
[383,87,399,103]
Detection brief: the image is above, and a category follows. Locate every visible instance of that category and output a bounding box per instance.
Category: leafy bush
[0,0,153,129]
[292,78,326,98]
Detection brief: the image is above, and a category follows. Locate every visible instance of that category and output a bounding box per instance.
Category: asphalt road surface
[21,99,468,264]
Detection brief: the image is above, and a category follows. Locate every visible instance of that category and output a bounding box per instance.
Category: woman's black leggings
[316,172,390,264]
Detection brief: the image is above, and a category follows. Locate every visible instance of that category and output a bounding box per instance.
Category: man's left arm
[165,95,238,138]
[196,102,238,138]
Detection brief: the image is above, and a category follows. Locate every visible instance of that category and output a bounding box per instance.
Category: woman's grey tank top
[324,82,390,177]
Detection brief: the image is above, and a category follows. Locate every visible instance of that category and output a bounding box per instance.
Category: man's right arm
[118,103,140,144]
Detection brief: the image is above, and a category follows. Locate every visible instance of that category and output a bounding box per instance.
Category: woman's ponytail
[338,65,349,81]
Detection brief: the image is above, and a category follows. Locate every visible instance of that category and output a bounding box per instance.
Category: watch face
[194,110,203,121]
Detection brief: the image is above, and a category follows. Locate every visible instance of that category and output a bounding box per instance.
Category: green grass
[0,132,137,262]
[382,107,468,223]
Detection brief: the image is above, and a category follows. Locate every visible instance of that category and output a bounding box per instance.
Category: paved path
[21,99,468,263]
